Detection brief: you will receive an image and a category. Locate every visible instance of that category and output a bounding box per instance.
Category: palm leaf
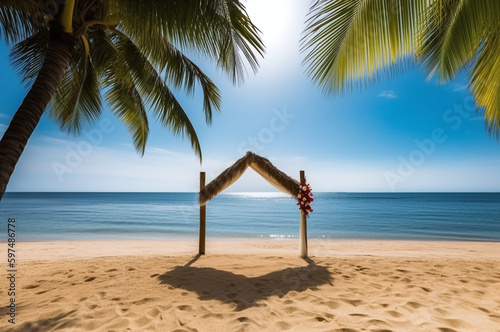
[121,26,222,125]
[417,0,480,80]
[50,36,102,134]
[469,31,500,137]
[301,0,428,93]
[111,0,264,84]
[161,41,221,124]
[9,30,50,87]
[105,73,150,155]
[417,0,500,134]
[3,0,266,161]
[0,0,40,44]
[92,32,149,154]
[113,31,203,159]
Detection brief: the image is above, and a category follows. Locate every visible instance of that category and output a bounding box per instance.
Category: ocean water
[1,192,499,242]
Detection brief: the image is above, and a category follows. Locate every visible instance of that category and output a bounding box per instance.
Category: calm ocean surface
[1,192,499,242]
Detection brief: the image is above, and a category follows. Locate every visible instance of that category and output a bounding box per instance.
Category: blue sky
[1,0,499,192]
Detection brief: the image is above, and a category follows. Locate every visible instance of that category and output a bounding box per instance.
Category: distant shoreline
[13,239,500,261]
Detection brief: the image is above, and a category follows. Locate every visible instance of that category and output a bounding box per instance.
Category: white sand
[1,240,499,331]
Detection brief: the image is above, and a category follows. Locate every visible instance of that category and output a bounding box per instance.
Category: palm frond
[113,31,202,159]
[0,0,40,44]
[118,26,222,125]
[418,0,478,81]
[162,41,221,124]
[110,0,264,84]
[49,36,102,134]
[415,0,500,135]
[418,0,500,81]
[93,32,149,155]
[4,0,266,161]
[215,0,264,83]
[86,28,116,74]
[50,63,83,132]
[469,31,500,137]
[105,78,149,154]
[301,0,428,93]
[9,30,50,87]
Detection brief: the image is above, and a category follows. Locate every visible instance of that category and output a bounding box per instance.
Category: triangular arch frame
[198,151,308,257]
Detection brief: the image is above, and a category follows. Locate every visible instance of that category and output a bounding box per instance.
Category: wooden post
[199,172,206,255]
[299,170,308,258]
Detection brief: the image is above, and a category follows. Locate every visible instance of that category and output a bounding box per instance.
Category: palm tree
[0,0,264,201]
[302,0,500,135]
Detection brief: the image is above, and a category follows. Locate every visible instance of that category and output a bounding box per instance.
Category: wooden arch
[198,151,309,257]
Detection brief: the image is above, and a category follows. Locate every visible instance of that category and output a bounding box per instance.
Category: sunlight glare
[245,0,295,46]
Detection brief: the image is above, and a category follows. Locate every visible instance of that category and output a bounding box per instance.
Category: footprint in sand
[349,313,368,317]
[275,321,291,330]
[176,305,192,311]
[355,265,370,272]
[24,284,41,289]
[405,301,423,309]
[146,307,161,317]
[438,328,458,332]
[489,314,500,322]
[340,298,363,306]
[283,306,300,314]
[387,310,403,318]
[132,297,157,305]
[51,297,65,303]
[436,318,470,330]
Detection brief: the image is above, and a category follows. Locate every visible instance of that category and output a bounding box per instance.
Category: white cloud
[452,84,468,92]
[469,116,484,121]
[36,136,70,146]
[378,91,398,99]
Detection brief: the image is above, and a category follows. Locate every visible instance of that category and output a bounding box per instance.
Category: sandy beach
[1,240,500,331]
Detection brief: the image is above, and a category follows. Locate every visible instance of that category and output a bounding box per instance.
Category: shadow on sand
[1,309,78,332]
[158,256,332,310]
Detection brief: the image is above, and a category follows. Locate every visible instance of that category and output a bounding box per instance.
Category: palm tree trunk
[0,30,76,201]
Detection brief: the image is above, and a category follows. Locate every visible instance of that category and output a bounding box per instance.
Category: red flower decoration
[297,180,313,214]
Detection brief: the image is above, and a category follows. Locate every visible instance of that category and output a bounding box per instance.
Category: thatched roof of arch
[199,152,300,206]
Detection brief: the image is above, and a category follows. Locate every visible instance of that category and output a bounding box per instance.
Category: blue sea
[1,192,499,242]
